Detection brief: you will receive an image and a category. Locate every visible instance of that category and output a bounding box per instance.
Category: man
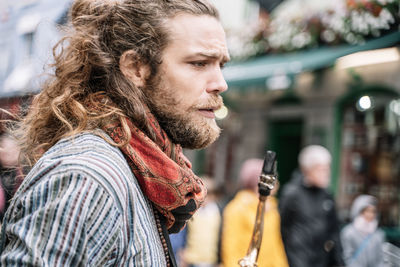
[221,159,289,267]
[0,0,229,266]
[279,145,345,267]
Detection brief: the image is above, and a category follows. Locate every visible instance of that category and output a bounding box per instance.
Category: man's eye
[191,61,207,67]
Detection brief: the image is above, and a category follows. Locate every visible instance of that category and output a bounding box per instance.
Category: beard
[143,75,223,149]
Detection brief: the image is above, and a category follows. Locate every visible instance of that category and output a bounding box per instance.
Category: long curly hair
[16,0,219,165]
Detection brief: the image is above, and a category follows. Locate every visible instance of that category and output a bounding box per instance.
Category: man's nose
[207,67,228,94]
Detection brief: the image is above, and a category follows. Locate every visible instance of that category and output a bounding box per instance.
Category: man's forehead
[165,14,230,60]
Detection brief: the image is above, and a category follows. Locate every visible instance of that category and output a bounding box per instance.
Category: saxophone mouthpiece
[259,150,277,196]
[262,151,276,175]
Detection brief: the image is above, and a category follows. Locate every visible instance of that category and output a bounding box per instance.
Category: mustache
[193,95,224,110]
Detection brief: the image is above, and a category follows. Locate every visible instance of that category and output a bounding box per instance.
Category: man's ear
[119,50,150,88]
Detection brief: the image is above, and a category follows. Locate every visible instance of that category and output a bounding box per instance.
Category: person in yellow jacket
[221,158,289,267]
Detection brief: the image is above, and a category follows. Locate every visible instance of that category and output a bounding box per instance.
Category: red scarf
[104,113,206,233]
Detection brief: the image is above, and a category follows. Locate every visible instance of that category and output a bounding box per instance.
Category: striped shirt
[0,132,166,266]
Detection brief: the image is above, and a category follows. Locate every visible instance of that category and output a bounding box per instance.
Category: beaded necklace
[153,208,172,267]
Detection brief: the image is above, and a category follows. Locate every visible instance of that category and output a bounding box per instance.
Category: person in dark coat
[279,145,345,267]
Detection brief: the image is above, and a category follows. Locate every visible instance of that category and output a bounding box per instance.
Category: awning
[223,31,400,89]
[253,0,283,13]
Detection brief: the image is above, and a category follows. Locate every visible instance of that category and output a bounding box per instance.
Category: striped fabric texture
[0,132,166,266]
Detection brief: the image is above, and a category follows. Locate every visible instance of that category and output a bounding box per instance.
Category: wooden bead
[153,207,171,267]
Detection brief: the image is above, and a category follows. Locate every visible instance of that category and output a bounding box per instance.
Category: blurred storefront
[0,0,71,126]
[335,79,400,243]
[0,0,399,244]
[193,0,400,245]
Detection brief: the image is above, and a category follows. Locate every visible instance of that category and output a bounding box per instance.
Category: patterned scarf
[104,112,206,233]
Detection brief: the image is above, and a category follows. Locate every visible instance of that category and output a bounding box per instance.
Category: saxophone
[238,151,278,267]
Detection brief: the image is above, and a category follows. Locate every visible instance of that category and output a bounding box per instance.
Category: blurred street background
[1,0,400,266]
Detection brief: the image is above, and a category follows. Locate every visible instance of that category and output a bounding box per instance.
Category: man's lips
[197,108,217,118]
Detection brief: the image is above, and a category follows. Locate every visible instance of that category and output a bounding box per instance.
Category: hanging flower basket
[228,0,400,60]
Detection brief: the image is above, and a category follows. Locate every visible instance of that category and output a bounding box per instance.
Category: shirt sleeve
[0,163,123,266]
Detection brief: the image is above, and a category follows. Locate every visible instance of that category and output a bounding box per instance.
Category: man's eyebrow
[194,51,231,62]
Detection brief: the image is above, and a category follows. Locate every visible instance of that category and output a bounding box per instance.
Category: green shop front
[195,32,400,245]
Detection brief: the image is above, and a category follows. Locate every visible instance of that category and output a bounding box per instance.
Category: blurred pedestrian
[182,176,222,267]
[0,133,22,220]
[279,145,345,267]
[341,194,385,267]
[221,158,288,267]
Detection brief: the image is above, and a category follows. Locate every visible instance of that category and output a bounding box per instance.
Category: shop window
[16,13,40,60]
[338,92,400,228]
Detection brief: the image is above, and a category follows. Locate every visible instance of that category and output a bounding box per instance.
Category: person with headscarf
[221,158,289,267]
[341,195,385,267]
